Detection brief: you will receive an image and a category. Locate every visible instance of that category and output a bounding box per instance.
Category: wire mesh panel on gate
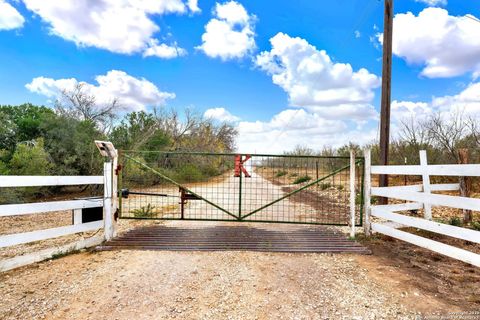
[119,151,363,226]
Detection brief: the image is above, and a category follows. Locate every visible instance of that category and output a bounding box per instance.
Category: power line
[465,14,480,24]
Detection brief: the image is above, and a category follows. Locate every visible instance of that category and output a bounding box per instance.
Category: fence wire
[119,151,364,226]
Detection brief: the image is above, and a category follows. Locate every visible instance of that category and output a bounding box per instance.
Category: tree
[9,138,52,175]
[0,104,54,150]
[40,115,104,175]
[426,112,470,163]
[55,83,121,132]
[111,111,170,151]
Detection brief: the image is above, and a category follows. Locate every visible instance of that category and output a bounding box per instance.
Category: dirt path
[1,169,477,319]
[1,217,472,320]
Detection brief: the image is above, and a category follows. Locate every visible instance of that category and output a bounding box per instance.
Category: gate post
[103,161,114,241]
[363,148,372,236]
[349,150,356,238]
[95,140,118,241]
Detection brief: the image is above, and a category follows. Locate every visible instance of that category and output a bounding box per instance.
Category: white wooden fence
[0,161,117,272]
[364,149,480,267]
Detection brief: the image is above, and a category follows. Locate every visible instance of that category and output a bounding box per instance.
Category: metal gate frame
[118,151,364,226]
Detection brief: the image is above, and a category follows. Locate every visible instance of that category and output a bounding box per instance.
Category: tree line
[0,83,236,180]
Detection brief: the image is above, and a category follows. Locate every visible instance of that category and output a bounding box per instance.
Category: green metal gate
[118,151,364,226]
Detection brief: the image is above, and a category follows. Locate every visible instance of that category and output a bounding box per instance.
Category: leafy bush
[320,182,331,190]
[132,204,156,218]
[448,217,462,226]
[124,156,158,185]
[175,164,204,182]
[200,164,221,177]
[275,170,287,177]
[471,221,480,231]
[355,192,363,205]
[336,185,344,191]
[9,138,52,175]
[293,175,311,184]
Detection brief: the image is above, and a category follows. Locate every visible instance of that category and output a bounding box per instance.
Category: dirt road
[0,169,477,319]
[1,218,472,320]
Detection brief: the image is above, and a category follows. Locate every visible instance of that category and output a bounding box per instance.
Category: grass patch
[132,203,156,218]
[275,170,287,177]
[289,173,298,177]
[320,182,331,190]
[355,192,363,205]
[470,221,480,231]
[448,216,462,227]
[293,175,311,184]
[49,249,81,261]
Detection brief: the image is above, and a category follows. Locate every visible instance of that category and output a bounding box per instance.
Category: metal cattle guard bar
[118,151,364,227]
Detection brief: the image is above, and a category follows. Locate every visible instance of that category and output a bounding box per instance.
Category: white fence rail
[0,153,118,272]
[364,149,480,267]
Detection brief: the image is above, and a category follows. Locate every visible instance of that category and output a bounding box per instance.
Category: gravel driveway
[1,218,463,320]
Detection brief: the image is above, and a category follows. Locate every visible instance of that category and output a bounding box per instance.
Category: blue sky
[0,0,479,152]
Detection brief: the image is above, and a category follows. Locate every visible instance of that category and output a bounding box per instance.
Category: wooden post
[111,154,119,238]
[379,0,394,202]
[364,148,372,236]
[103,161,114,240]
[458,149,472,223]
[419,150,432,220]
[350,150,356,238]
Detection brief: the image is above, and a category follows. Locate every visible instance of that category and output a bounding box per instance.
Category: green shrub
[355,192,363,205]
[132,204,156,218]
[124,156,157,185]
[289,173,298,177]
[275,170,287,177]
[200,164,221,177]
[336,185,344,191]
[448,217,462,227]
[320,182,331,190]
[293,175,311,184]
[175,164,204,182]
[470,221,480,231]
[9,138,52,175]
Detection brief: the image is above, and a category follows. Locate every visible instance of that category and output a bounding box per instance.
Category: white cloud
[354,30,361,38]
[204,107,240,122]
[228,32,383,153]
[0,0,24,30]
[236,109,350,153]
[206,107,377,153]
[187,0,201,13]
[392,82,480,124]
[197,1,256,60]
[415,0,447,6]
[22,0,194,57]
[26,70,175,111]
[379,8,480,78]
[432,82,480,115]
[391,100,432,122]
[256,33,380,119]
[143,40,187,59]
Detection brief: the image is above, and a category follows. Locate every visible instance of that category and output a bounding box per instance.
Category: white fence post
[419,150,432,220]
[349,150,356,238]
[364,148,372,236]
[103,161,114,241]
[73,209,82,225]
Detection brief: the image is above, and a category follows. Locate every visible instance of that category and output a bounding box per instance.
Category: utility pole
[379,0,393,200]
